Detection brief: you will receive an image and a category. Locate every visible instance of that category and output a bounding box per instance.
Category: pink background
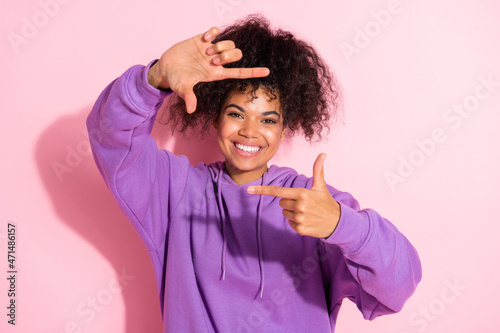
[1,0,499,332]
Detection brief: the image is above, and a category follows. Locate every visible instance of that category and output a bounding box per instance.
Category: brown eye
[228,112,243,119]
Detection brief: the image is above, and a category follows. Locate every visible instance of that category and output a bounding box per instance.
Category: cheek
[264,128,284,148]
[217,120,236,142]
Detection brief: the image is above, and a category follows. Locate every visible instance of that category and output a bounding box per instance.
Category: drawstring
[217,167,227,281]
[255,173,265,299]
[216,165,266,298]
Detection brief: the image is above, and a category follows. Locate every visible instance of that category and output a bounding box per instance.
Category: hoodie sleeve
[86,61,191,278]
[321,187,422,321]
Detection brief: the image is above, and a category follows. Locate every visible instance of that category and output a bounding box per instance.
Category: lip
[233,141,262,147]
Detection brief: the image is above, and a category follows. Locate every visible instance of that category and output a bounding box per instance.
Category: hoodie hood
[208,161,298,188]
[207,162,298,298]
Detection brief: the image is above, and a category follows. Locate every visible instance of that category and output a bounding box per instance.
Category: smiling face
[215,87,285,185]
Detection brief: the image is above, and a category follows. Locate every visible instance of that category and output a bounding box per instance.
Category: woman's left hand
[247,153,340,239]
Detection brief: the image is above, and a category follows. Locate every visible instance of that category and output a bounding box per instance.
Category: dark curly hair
[160,14,343,142]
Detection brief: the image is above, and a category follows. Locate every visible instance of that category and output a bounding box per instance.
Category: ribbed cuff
[124,59,173,113]
[322,201,371,254]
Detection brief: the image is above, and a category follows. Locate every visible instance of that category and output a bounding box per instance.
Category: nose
[238,119,259,138]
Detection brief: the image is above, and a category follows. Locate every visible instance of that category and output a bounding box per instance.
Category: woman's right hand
[147,27,270,113]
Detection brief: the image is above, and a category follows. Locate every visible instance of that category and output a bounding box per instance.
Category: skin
[215,88,285,185]
[147,26,340,239]
[248,153,340,239]
[147,27,270,113]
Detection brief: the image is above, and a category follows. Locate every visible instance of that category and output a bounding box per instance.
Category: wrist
[147,60,172,92]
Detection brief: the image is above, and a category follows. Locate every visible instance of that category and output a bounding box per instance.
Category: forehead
[223,87,281,111]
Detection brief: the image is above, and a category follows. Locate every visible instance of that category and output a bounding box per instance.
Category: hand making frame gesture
[248,153,341,239]
[147,26,270,113]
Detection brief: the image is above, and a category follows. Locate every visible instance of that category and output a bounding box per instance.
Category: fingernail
[206,47,214,55]
[247,187,255,194]
[205,32,212,40]
[213,57,221,65]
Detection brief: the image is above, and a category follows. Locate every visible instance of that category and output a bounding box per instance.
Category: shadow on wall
[153,102,225,166]
[34,101,223,333]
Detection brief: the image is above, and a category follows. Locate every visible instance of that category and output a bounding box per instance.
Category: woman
[87,15,421,333]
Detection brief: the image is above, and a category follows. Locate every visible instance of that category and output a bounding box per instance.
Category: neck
[224,162,268,185]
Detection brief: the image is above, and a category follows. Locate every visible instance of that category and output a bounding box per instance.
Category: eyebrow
[224,104,281,118]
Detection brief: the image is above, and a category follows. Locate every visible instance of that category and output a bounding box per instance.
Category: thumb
[178,87,198,114]
[311,153,328,191]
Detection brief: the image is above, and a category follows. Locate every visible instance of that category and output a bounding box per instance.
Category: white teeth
[235,143,261,153]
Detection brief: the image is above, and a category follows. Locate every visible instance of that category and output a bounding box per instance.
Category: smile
[234,142,262,153]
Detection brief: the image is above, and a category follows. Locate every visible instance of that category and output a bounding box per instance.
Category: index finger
[247,185,302,199]
[223,67,270,79]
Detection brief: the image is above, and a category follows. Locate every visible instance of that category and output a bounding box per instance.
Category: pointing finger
[247,185,302,199]
[223,67,270,80]
[311,153,327,191]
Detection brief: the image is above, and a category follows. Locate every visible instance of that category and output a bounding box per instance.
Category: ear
[213,113,220,130]
[280,127,286,141]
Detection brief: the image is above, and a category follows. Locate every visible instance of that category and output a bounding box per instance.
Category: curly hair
[160,14,343,142]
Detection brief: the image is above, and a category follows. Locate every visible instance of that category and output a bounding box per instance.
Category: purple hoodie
[86,60,422,332]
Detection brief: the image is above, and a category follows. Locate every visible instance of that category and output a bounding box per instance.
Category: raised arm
[86,27,270,286]
[247,154,422,319]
